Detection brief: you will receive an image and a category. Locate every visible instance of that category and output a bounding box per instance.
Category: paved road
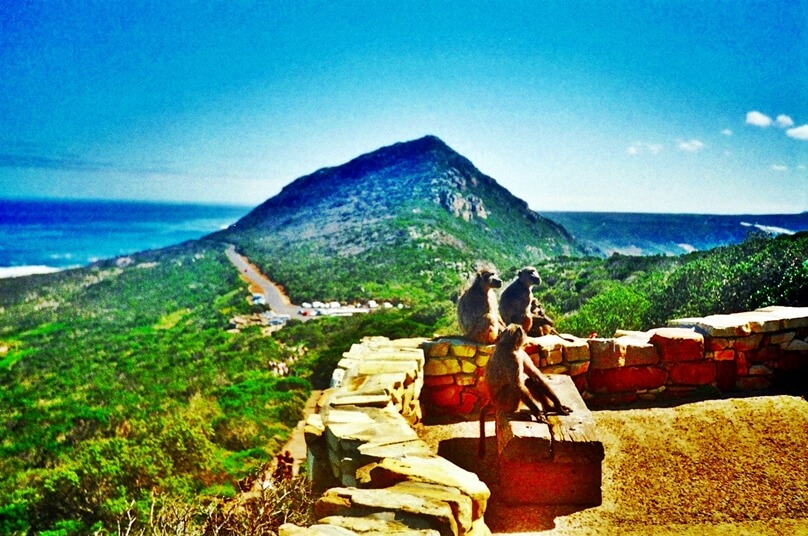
[224,244,308,321]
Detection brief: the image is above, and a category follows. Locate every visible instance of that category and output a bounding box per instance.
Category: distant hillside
[210,136,585,302]
[541,211,808,256]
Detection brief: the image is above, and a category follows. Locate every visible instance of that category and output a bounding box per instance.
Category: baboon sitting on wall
[457,269,506,344]
[529,297,556,337]
[479,324,570,457]
[499,266,555,336]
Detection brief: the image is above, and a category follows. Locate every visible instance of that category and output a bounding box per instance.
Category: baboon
[457,269,506,344]
[528,297,556,337]
[499,266,550,335]
[479,324,570,457]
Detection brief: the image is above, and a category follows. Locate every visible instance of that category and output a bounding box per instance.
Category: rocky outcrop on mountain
[210,136,585,301]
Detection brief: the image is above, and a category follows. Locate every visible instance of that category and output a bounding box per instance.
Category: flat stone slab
[669,306,808,336]
[495,375,603,505]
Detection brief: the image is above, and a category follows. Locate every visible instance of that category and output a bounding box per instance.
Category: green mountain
[210,135,585,303]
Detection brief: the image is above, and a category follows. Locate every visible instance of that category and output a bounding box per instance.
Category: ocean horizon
[0,198,252,278]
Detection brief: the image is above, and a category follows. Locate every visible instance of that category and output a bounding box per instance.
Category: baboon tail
[479,402,492,458]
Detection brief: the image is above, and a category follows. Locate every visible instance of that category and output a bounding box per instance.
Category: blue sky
[1,1,806,213]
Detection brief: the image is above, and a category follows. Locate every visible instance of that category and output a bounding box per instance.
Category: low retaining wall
[421,306,808,419]
[285,336,492,536]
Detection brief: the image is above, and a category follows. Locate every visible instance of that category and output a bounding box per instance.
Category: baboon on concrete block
[457,269,506,344]
[499,266,556,336]
[479,324,570,457]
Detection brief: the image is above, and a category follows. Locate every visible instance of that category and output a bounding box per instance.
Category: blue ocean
[0,199,251,278]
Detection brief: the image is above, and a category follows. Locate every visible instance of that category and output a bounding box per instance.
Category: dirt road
[224,244,308,321]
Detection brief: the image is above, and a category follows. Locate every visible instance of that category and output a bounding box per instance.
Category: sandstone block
[450,342,478,358]
[315,485,461,536]
[769,331,796,346]
[588,366,668,393]
[316,516,440,535]
[648,328,704,362]
[456,374,477,387]
[496,414,552,462]
[544,348,564,365]
[617,337,659,366]
[588,339,623,369]
[786,338,808,352]
[755,306,808,329]
[475,353,491,367]
[305,414,325,443]
[424,340,450,358]
[731,311,783,333]
[733,334,763,352]
[460,360,477,374]
[668,361,716,386]
[561,337,590,362]
[541,364,569,375]
[614,329,649,338]
[568,360,590,376]
[705,337,733,351]
[425,359,461,376]
[668,315,751,337]
[356,455,491,521]
[748,364,773,376]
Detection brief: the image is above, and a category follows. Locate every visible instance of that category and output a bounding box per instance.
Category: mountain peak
[214,137,583,301]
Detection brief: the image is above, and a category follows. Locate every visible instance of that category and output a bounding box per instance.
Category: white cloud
[786,125,808,140]
[776,114,795,128]
[721,129,733,136]
[746,111,773,127]
[677,139,705,153]
[771,164,789,172]
[627,141,663,155]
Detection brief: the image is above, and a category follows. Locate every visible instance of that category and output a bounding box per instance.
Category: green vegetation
[540,231,808,336]
[0,243,312,534]
[1,226,805,534]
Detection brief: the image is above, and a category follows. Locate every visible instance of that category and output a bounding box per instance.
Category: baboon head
[500,323,526,348]
[517,266,542,287]
[477,270,503,290]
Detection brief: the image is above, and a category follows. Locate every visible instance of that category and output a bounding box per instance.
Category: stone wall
[286,336,492,536]
[421,306,808,418]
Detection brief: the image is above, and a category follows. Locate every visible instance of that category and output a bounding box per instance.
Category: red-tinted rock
[588,366,668,393]
[457,389,479,415]
[736,352,749,376]
[733,334,763,352]
[669,361,716,386]
[748,345,782,363]
[649,328,704,362]
[426,384,462,408]
[424,375,455,387]
[712,349,736,361]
